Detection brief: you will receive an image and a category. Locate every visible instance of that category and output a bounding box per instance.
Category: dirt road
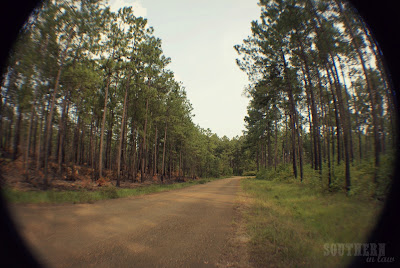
[9,177,243,267]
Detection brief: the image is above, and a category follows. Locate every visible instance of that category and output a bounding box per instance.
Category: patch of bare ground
[217,187,252,268]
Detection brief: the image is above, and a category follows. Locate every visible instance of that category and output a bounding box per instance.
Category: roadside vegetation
[2,177,222,204]
[241,167,383,267]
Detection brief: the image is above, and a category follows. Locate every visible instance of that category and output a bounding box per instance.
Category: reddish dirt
[8,177,250,267]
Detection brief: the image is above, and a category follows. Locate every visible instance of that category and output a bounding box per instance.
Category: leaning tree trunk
[298,41,321,173]
[330,59,352,193]
[361,19,396,147]
[336,0,380,172]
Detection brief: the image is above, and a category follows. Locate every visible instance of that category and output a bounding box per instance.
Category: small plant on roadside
[100,186,119,199]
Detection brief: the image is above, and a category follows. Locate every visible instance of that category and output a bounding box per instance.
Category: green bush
[100,186,119,199]
[243,170,257,176]
[375,154,395,199]
[256,168,275,180]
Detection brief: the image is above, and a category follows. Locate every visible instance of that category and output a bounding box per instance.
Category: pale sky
[108,0,260,138]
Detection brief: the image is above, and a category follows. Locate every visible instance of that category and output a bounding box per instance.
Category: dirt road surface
[9,177,243,267]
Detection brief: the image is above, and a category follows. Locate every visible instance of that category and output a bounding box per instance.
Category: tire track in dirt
[9,177,245,267]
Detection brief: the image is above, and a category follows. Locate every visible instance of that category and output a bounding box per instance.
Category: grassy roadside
[241,177,383,267]
[1,177,223,204]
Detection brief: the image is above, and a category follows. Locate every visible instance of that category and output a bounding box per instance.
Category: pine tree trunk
[274,120,278,171]
[298,43,321,173]
[281,49,298,179]
[116,83,129,187]
[325,64,341,165]
[153,125,157,176]
[24,104,36,179]
[57,95,67,173]
[336,0,380,171]
[267,124,272,168]
[130,124,137,182]
[161,121,167,178]
[89,113,94,172]
[122,108,128,180]
[361,19,395,146]
[43,29,73,188]
[0,91,3,150]
[141,98,149,183]
[330,58,351,192]
[36,105,45,171]
[98,73,111,179]
[13,107,22,161]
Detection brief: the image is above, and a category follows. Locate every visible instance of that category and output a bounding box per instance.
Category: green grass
[1,177,222,204]
[255,154,395,201]
[241,178,383,267]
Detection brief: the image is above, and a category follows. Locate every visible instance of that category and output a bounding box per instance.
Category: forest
[0,1,397,266]
[235,0,396,199]
[0,0,252,190]
[0,0,396,200]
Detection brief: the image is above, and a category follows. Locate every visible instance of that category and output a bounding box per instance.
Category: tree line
[0,0,252,188]
[235,0,396,194]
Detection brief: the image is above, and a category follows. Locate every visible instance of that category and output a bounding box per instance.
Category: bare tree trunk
[153,125,157,176]
[274,120,278,171]
[161,121,167,179]
[117,78,130,187]
[89,112,95,175]
[325,65,341,165]
[36,105,45,171]
[57,95,68,173]
[43,29,73,188]
[116,80,129,187]
[13,107,22,160]
[0,90,3,151]
[24,104,36,179]
[267,129,272,168]
[336,0,380,172]
[98,73,111,178]
[141,98,149,183]
[129,122,137,182]
[337,56,355,162]
[281,49,298,179]
[330,58,351,192]
[298,42,321,173]
[179,151,182,178]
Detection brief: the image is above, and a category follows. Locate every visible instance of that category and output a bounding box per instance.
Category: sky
[108,0,260,138]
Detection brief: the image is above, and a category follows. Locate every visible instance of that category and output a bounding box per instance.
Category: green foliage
[242,178,383,267]
[375,155,394,199]
[0,0,261,184]
[242,170,257,176]
[235,0,396,202]
[99,186,119,199]
[256,165,294,182]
